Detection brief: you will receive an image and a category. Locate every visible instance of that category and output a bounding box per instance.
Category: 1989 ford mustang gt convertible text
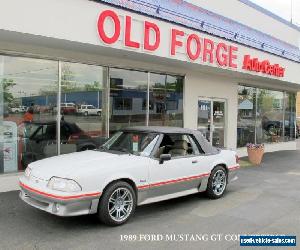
[19,127,239,226]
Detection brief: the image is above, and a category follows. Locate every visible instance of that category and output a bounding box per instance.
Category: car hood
[29,150,141,181]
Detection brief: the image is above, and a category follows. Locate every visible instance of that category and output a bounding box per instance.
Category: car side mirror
[159,154,171,164]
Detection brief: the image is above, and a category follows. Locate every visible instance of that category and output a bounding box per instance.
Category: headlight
[47,177,82,192]
[24,167,32,178]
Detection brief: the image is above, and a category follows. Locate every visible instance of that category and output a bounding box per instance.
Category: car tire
[84,111,88,116]
[97,111,101,116]
[206,166,227,199]
[97,181,136,226]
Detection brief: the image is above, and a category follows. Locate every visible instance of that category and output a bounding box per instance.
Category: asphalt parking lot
[1,150,300,250]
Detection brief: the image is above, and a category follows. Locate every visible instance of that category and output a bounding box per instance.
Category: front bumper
[19,179,101,217]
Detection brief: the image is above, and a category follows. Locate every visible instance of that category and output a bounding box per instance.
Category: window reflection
[109,68,148,134]
[237,86,256,147]
[149,73,183,127]
[1,56,58,172]
[59,62,108,154]
[284,93,297,141]
[0,56,185,174]
[256,89,284,143]
[237,85,296,147]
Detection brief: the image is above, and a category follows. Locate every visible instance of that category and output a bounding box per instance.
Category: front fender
[100,173,139,192]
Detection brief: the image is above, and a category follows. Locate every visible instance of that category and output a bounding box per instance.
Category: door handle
[192,160,198,164]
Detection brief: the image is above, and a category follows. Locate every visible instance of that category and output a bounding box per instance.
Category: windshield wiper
[115,147,132,154]
[111,147,141,155]
[98,145,108,151]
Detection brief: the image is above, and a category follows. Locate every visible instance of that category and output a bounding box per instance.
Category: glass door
[198,98,226,147]
[197,99,211,143]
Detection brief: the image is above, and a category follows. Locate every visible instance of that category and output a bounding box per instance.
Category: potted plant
[247,143,264,165]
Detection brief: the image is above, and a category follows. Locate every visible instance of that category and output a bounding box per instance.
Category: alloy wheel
[108,187,133,222]
[212,169,226,195]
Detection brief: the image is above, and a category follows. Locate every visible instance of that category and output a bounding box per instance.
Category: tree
[61,65,79,92]
[1,78,16,104]
[84,81,101,91]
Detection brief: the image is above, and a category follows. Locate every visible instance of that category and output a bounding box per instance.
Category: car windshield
[100,131,159,156]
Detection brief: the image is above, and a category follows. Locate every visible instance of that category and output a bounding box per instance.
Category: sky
[250,0,300,25]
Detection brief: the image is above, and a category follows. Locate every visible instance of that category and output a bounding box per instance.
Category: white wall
[184,71,238,149]
[184,0,300,47]
[0,0,299,86]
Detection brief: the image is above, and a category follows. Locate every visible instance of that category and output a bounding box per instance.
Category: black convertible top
[123,126,219,155]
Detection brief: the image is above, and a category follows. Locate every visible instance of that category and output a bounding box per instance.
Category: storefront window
[0,55,185,174]
[237,86,256,147]
[0,56,58,173]
[149,73,183,127]
[237,85,296,147]
[284,92,296,141]
[59,62,108,153]
[256,89,284,144]
[109,68,148,134]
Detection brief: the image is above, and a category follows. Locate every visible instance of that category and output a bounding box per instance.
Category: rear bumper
[19,181,101,216]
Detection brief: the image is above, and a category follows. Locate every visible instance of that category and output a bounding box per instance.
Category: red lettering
[242,55,285,77]
[269,65,274,75]
[203,39,214,63]
[229,46,238,68]
[187,34,201,61]
[125,16,140,48]
[171,29,184,56]
[252,58,259,72]
[144,21,160,51]
[261,60,270,73]
[242,55,252,70]
[216,43,228,66]
[97,10,121,44]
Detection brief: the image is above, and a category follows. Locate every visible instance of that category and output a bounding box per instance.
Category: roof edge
[238,0,300,32]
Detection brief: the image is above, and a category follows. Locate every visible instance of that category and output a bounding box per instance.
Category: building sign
[242,55,285,77]
[97,9,285,78]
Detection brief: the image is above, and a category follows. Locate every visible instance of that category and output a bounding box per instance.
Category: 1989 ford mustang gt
[19,126,240,226]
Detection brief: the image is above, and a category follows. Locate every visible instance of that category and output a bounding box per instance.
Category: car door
[89,106,96,115]
[29,124,56,160]
[148,134,211,199]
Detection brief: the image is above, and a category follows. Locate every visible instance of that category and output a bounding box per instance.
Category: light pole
[291,0,293,23]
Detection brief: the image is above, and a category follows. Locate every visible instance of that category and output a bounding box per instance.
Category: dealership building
[0,0,300,189]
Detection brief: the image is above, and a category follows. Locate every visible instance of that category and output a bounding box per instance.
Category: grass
[239,159,255,167]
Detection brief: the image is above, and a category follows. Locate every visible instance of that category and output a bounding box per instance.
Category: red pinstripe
[228,165,240,171]
[19,182,101,200]
[137,165,239,190]
[138,172,210,190]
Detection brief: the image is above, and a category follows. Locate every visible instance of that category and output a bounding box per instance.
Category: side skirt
[138,188,199,206]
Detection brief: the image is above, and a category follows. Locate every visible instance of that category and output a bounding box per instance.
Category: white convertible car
[19,127,240,226]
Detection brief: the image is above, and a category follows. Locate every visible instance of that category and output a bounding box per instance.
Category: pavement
[0,150,300,250]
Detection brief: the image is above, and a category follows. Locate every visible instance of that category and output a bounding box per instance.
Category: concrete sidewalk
[0,172,22,193]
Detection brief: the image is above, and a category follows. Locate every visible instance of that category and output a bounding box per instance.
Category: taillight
[235,154,240,164]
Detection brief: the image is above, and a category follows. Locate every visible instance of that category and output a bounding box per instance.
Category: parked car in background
[262,111,299,138]
[60,103,77,115]
[77,105,102,116]
[19,126,239,226]
[11,106,27,113]
[21,120,101,167]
